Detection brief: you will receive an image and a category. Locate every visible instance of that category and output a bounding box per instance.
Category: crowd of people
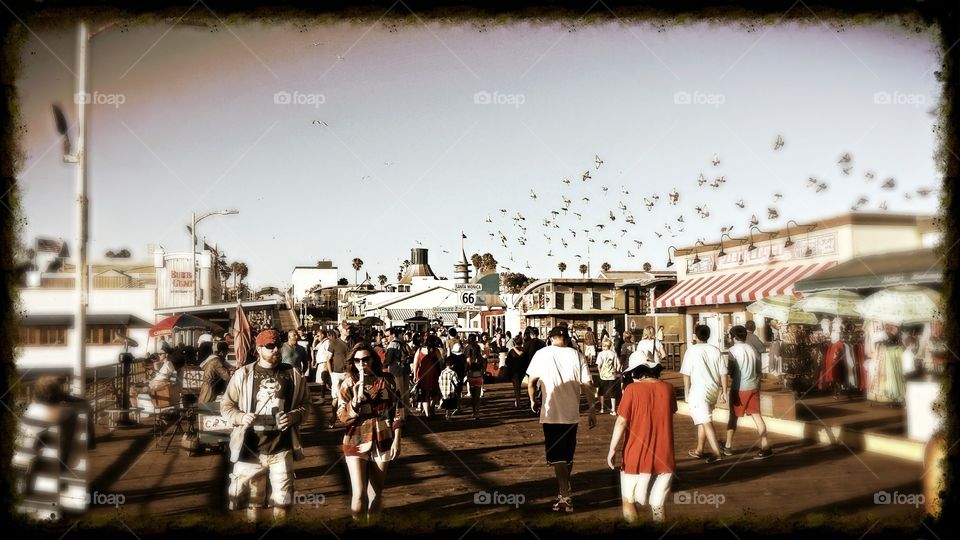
[129,320,776,525]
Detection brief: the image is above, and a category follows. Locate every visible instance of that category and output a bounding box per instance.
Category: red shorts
[731,389,761,417]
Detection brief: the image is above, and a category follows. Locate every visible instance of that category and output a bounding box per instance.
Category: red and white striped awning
[655,261,836,309]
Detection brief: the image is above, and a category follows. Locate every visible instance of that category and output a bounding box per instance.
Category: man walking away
[723,325,773,459]
[526,326,597,513]
[680,325,728,464]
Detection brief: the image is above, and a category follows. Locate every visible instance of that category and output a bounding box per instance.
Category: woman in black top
[505,337,526,408]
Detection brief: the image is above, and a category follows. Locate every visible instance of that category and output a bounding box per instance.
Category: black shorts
[441,397,458,410]
[542,423,578,466]
[599,379,622,399]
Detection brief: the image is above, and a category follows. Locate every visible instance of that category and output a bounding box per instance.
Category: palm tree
[351,258,364,285]
[643,262,652,272]
[579,264,588,278]
[558,262,567,277]
[378,274,388,289]
[230,261,243,298]
[220,264,232,300]
[601,262,611,273]
[236,262,249,299]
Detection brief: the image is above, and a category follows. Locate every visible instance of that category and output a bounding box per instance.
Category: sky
[14,16,943,290]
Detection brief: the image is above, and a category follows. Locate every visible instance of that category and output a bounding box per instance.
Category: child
[596,338,621,415]
[467,354,485,420]
[438,357,461,421]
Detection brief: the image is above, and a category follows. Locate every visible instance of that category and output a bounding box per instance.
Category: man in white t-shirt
[745,320,766,374]
[679,325,728,464]
[526,325,597,513]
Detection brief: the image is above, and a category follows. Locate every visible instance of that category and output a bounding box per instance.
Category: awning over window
[18,314,153,327]
[793,248,941,292]
[385,309,457,325]
[655,262,836,309]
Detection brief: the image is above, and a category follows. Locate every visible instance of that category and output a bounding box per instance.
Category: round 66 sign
[455,283,482,306]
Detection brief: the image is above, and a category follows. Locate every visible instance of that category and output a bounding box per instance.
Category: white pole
[191,213,198,304]
[72,21,89,398]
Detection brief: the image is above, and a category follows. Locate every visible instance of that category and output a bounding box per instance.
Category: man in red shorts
[722,325,773,459]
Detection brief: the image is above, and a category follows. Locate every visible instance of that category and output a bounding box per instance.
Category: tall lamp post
[190,209,239,305]
[50,21,90,397]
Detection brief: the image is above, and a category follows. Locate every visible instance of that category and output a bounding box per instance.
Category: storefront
[653,213,935,350]
[514,278,622,339]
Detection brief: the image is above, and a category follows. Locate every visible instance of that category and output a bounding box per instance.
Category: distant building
[513,278,620,338]
[292,261,338,301]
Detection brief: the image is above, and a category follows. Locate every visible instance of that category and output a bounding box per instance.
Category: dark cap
[548,326,569,339]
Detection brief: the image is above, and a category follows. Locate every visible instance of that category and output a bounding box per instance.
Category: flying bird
[712,153,721,166]
[573,213,582,220]
[627,251,636,258]
[807,177,818,187]
[562,177,571,185]
[838,152,852,164]
[582,171,592,182]
[601,186,609,195]
[608,210,617,221]
[529,189,537,199]
[595,154,604,169]
[881,178,896,190]
[767,207,779,220]
[312,120,328,126]
[677,215,685,223]
[669,189,679,205]
[644,198,655,211]
[816,182,828,193]
[773,192,783,201]
[750,214,759,226]
[582,197,590,203]
[841,167,852,176]
[735,199,745,209]
[878,200,888,211]
[917,187,933,198]
[499,209,508,213]
[865,171,875,182]
[698,173,707,186]
[773,134,785,150]
[621,186,630,195]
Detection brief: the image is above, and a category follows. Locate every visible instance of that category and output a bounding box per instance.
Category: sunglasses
[262,343,278,350]
[352,356,371,363]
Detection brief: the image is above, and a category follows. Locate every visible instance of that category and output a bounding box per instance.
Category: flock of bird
[482,133,939,274]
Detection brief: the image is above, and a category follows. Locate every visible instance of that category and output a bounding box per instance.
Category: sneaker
[687,449,705,459]
[705,454,722,464]
[718,444,733,456]
[755,448,774,460]
[609,410,616,416]
[552,495,573,513]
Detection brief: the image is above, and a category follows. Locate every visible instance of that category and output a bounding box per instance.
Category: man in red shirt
[607,355,676,523]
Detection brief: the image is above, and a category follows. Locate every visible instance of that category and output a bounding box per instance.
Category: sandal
[687,449,705,459]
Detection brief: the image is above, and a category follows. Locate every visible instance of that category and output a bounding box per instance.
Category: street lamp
[189,209,239,305]
[49,21,91,397]
[718,232,745,258]
[665,246,677,268]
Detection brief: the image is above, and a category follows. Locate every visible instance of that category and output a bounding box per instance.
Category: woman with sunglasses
[337,343,405,522]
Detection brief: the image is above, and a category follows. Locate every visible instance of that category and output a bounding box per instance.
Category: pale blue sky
[16,19,942,289]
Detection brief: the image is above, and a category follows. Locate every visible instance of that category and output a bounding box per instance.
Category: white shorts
[620,471,673,506]
[585,345,597,358]
[228,450,294,509]
[330,372,345,401]
[347,443,395,463]
[688,400,714,426]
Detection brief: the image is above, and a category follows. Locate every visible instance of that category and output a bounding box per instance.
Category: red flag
[233,302,252,366]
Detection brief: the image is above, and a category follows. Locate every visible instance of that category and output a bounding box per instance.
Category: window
[18,326,68,346]
[593,292,602,310]
[555,293,564,310]
[86,325,125,345]
[573,293,583,310]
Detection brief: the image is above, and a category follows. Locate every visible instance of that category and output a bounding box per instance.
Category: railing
[14,358,153,422]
